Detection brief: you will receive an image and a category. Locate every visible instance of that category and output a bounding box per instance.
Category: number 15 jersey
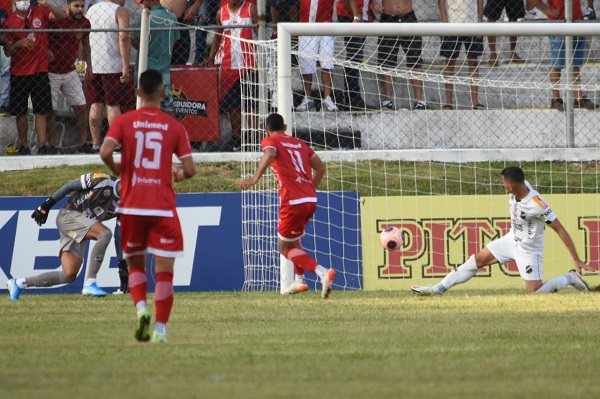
[262,132,317,206]
[105,107,193,217]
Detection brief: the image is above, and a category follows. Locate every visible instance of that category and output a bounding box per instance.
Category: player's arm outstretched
[548,219,594,273]
[240,148,276,190]
[31,177,88,226]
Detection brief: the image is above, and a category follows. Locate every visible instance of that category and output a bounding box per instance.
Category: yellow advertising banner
[361,194,600,291]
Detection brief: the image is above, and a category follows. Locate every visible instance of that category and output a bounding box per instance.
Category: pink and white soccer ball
[380,226,402,251]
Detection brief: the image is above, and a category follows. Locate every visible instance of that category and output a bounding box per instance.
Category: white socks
[535,273,572,293]
[315,265,327,278]
[437,255,479,292]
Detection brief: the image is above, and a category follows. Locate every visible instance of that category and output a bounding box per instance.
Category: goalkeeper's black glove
[31,197,57,226]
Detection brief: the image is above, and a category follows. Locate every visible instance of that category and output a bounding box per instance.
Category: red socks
[128,267,147,306]
[129,268,173,324]
[284,248,317,274]
[154,272,174,324]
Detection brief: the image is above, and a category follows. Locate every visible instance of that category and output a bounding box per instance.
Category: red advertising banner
[170,66,221,141]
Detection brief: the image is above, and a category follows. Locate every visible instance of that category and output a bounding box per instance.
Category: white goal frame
[274,21,600,292]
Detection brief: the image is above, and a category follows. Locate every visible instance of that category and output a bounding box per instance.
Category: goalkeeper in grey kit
[6,172,122,301]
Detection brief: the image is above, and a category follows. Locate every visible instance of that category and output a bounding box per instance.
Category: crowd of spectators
[0,0,597,154]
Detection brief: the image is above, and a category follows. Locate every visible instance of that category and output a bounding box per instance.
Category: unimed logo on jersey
[377,217,600,279]
[172,85,208,120]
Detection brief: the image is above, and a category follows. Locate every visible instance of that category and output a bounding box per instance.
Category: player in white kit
[411,166,593,295]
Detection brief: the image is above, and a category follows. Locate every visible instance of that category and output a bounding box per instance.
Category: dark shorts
[85,73,135,107]
[377,11,422,69]
[440,36,484,60]
[220,70,258,112]
[9,73,53,116]
[484,0,525,21]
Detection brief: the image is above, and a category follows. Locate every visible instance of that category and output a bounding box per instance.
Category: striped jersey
[299,0,335,23]
[214,0,256,70]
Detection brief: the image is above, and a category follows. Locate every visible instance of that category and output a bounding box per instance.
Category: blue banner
[0,192,361,294]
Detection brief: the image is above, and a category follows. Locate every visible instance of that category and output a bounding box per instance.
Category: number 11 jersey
[261,132,317,207]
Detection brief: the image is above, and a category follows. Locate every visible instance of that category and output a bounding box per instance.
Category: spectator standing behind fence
[132,0,179,114]
[528,0,596,111]
[48,0,94,154]
[3,0,65,155]
[438,0,486,110]
[483,0,526,67]
[85,0,132,152]
[0,0,11,116]
[337,0,378,110]
[170,0,195,64]
[296,0,338,112]
[188,0,220,64]
[377,0,429,111]
[203,0,257,151]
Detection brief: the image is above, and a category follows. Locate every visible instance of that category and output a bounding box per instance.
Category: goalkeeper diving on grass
[240,113,336,298]
[411,166,593,296]
[6,172,120,301]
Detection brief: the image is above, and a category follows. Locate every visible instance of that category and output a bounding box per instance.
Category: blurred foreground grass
[0,290,598,399]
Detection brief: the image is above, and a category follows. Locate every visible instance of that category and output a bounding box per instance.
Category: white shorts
[49,70,86,109]
[297,36,335,75]
[486,233,543,281]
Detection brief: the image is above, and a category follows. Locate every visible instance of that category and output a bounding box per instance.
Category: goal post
[240,21,600,293]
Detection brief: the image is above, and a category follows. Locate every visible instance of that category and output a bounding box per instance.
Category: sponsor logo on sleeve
[532,195,548,209]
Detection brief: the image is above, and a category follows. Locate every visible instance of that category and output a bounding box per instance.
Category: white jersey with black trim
[507,180,557,254]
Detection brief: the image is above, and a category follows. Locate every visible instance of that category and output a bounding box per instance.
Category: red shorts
[85,73,134,106]
[120,213,184,258]
[278,202,317,242]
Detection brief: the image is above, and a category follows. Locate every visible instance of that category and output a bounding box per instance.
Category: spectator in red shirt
[3,0,65,155]
[48,0,94,154]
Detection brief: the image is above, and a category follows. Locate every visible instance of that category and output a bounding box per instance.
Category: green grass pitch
[1,289,599,399]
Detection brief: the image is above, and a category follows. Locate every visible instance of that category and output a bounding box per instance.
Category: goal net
[239,20,600,293]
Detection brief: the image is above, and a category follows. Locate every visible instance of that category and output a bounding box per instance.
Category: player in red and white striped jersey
[240,113,336,299]
[100,69,196,343]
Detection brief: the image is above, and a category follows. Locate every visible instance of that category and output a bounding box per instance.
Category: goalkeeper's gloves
[31,197,57,226]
